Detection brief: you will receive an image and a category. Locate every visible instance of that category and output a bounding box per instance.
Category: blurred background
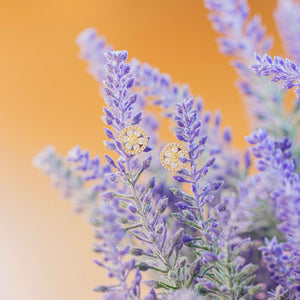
[0,0,282,299]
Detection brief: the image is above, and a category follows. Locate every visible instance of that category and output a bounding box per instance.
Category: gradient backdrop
[1,1,282,299]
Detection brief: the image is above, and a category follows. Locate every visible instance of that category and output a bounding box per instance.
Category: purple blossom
[92,200,142,299]
[131,58,190,108]
[34,4,300,297]
[204,0,272,58]
[102,50,138,131]
[260,237,300,298]
[274,0,300,64]
[252,53,300,98]
[204,0,288,134]
[248,129,300,297]
[77,29,247,201]
[76,28,112,82]
[33,145,105,212]
[267,285,289,300]
[172,98,224,211]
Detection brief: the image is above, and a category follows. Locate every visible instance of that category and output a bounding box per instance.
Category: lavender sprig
[33,5,300,297]
[171,98,222,216]
[274,0,300,64]
[168,98,260,298]
[77,29,247,192]
[33,145,109,212]
[252,53,300,98]
[131,58,190,109]
[250,53,300,148]
[267,285,289,300]
[247,129,300,297]
[204,0,289,137]
[102,50,138,132]
[204,0,272,58]
[100,51,192,295]
[92,200,142,299]
[76,28,112,82]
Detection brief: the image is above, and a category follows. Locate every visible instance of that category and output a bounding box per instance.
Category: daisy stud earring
[119,125,148,155]
[160,143,189,172]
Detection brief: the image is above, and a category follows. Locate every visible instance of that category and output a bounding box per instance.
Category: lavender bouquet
[34,0,300,299]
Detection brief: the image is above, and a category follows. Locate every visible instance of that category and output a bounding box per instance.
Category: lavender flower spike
[204,0,290,136]
[275,0,300,64]
[252,53,300,98]
[247,129,300,297]
[92,200,142,299]
[76,28,112,82]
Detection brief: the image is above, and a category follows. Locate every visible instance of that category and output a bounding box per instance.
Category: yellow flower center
[129,135,138,145]
[169,152,179,162]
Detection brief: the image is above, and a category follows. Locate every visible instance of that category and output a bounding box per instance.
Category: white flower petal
[134,130,140,137]
[165,150,171,157]
[171,146,178,153]
[127,130,133,136]
[125,143,132,150]
[178,150,185,158]
[123,136,129,143]
[138,138,144,145]
[165,158,171,165]
[171,162,178,168]
[133,144,140,151]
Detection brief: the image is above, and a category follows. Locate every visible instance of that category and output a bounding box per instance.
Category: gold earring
[119,125,148,155]
[160,143,189,172]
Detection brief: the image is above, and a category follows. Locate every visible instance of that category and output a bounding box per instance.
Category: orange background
[0,1,281,299]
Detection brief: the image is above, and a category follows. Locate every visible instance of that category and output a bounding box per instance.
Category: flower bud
[144,280,163,289]
[202,252,217,263]
[128,204,137,214]
[211,181,223,191]
[155,223,164,234]
[168,270,178,281]
[130,248,144,256]
[106,173,117,182]
[93,285,109,292]
[178,256,187,268]
[183,234,193,243]
[175,202,189,210]
[142,156,152,170]
[103,141,117,151]
[171,228,184,251]
[156,196,168,214]
[136,262,150,271]
[189,258,202,277]
[146,176,156,190]
[118,216,128,224]
[93,243,103,253]
[101,191,115,200]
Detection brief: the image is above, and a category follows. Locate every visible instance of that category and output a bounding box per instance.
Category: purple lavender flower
[171,98,223,211]
[97,51,192,294]
[34,145,99,212]
[76,28,112,82]
[204,0,288,135]
[274,0,300,64]
[167,98,260,298]
[165,289,203,300]
[92,200,143,299]
[101,50,138,132]
[252,53,300,98]
[204,0,272,58]
[76,30,249,217]
[36,5,300,296]
[247,129,300,298]
[267,285,289,300]
[131,58,190,109]
[260,237,300,299]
